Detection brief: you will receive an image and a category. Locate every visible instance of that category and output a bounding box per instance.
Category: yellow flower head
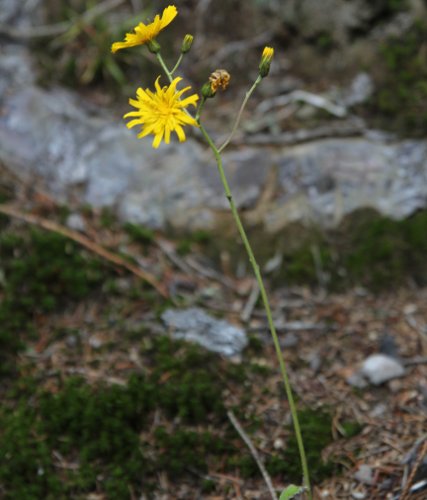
[259,46,274,78]
[124,77,199,149]
[111,5,177,53]
[261,46,274,63]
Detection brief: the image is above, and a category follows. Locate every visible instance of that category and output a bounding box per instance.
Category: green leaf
[279,484,305,500]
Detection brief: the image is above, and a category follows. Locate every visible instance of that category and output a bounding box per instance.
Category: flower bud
[181,34,194,54]
[259,46,274,78]
[148,39,161,54]
[201,81,216,99]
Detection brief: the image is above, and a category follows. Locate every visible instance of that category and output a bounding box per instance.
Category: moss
[148,336,226,422]
[173,229,213,256]
[99,207,118,229]
[0,229,107,376]
[267,209,427,291]
[340,420,363,439]
[267,409,335,483]
[124,222,155,245]
[366,20,427,135]
[155,427,231,476]
[0,334,253,498]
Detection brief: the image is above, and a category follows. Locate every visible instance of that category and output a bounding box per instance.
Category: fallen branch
[0,204,168,298]
[227,409,278,500]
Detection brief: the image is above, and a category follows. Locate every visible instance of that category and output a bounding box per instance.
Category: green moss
[124,222,155,245]
[0,334,253,498]
[0,229,107,375]
[99,207,117,229]
[155,427,231,476]
[148,336,226,422]
[267,409,335,483]
[367,21,427,135]
[267,209,427,291]
[340,420,363,439]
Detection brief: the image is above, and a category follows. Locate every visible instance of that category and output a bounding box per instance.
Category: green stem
[156,53,173,83]
[198,122,312,499]
[218,75,262,153]
[195,97,206,121]
[170,53,184,75]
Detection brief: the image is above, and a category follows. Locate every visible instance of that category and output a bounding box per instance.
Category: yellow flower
[111,5,177,53]
[259,46,274,78]
[261,46,274,62]
[124,77,199,148]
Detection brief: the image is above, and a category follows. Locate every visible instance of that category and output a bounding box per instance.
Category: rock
[0,0,44,27]
[379,333,400,359]
[354,464,375,485]
[161,308,247,357]
[66,213,86,232]
[2,29,427,236]
[360,354,405,385]
[347,371,368,389]
[337,73,374,107]
[265,138,427,233]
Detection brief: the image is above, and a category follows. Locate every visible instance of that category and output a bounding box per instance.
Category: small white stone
[273,438,285,450]
[361,354,405,385]
[66,213,86,232]
[354,464,374,485]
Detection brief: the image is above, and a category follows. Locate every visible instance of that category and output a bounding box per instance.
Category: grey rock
[379,333,400,359]
[338,73,374,107]
[161,307,247,357]
[66,213,86,232]
[2,38,427,236]
[347,371,368,389]
[265,138,427,233]
[354,464,375,485]
[360,354,405,385]
[0,0,44,27]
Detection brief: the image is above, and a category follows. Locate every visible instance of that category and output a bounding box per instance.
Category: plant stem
[198,122,312,499]
[156,53,173,83]
[218,75,262,153]
[170,53,184,75]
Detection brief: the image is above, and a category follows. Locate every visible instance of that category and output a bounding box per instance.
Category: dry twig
[227,409,278,500]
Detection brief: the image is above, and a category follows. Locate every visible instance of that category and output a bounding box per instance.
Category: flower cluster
[112,5,274,148]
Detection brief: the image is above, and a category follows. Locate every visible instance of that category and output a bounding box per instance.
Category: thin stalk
[170,53,184,75]
[198,121,312,499]
[218,75,262,153]
[156,53,173,83]
[195,97,206,121]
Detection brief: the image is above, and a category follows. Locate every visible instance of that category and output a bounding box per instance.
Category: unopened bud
[259,46,274,78]
[148,39,161,54]
[181,34,194,54]
[201,81,216,99]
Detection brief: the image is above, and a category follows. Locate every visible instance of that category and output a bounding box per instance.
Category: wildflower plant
[112,5,311,498]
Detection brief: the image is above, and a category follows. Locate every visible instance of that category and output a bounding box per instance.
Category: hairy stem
[198,122,312,499]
